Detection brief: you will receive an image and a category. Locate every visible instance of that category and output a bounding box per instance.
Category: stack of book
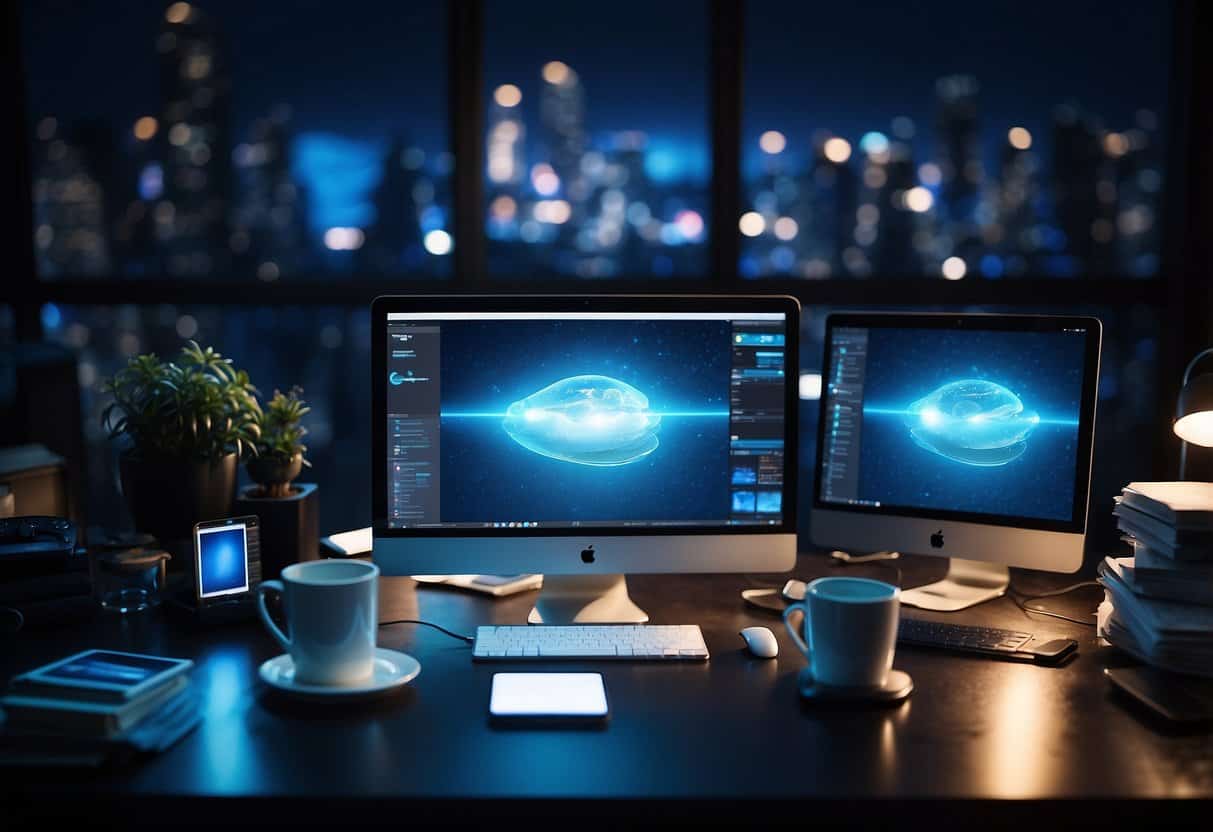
[1098,481,1213,678]
[0,649,200,765]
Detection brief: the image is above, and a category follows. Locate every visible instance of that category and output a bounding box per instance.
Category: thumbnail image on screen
[196,525,249,598]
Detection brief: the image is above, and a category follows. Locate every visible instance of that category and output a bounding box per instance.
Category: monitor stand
[900,558,1009,612]
[527,574,650,624]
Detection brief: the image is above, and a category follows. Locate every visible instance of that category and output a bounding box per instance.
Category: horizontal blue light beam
[861,406,1080,427]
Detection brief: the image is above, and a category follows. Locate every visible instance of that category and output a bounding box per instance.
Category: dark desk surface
[4,553,1212,823]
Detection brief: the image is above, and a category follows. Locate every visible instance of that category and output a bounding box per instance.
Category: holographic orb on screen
[903,379,1039,467]
[503,374,661,466]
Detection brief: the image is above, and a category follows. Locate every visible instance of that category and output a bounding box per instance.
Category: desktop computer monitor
[811,313,1101,611]
[371,295,800,623]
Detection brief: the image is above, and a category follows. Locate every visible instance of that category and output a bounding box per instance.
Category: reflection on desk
[2,553,1210,825]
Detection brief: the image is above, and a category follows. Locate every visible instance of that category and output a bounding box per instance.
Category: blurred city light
[490,195,518,221]
[165,2,192,24]
[823,137,852,164]
[1104,132,1129,157]
[323,227,365,251]
[530,163,560,196]
[1008,126,1032,150]
[941,256,967,280]
[739,211,765,237]
[542,61,571,85]
[424,229,452,255]
[858,131,890,157]
[773,216,798,240]
[674,209,705,240]
[905,186,933,212]
[494,84,522,108]
[133,116,158,141]
[759,130,787,154]
[534,199,572,224]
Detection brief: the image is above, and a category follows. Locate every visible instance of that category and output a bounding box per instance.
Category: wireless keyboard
[473,624,710,661]
[897,618,1032,655]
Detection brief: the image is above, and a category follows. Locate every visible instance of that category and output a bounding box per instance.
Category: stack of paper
[0,649,200,765]
[1099,482,1213,678]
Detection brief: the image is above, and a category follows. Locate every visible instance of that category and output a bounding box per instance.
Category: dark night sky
[743,1,1171,173]
[22,1,1171,182]
[22,1,449,146]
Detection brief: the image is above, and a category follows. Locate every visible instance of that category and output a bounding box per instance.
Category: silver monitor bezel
[810,312,1101,573]
[371,294,800,576]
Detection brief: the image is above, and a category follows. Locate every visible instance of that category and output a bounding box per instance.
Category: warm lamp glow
[1175,351,1213,478]
[1174,412,1213,447]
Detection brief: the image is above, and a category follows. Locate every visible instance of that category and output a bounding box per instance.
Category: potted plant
[235,387,321,577]
[101,341,260,545]
[245,387,311,498]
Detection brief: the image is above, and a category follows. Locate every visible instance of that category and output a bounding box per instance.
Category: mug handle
[256,580,291,651]
[782,602,811,661]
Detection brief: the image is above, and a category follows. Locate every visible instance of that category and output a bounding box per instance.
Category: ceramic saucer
[259,648,420,702]
[798,668,913,705]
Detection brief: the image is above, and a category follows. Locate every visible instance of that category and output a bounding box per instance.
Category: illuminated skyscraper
[872,140,917,275]
[1052,104,1102,275]
[935,75,981,223]
[487,85,526,190]
[996,128,1042,275]
[804,135,858,278]
[30,117,113,276]
[232,108,311,276]
[1111,112,1162,276]
[357,138,426,273]
[539,61,587,201]
[156,2,232,276]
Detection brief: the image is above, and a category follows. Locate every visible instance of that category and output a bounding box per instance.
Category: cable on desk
[1007,580,1101,627]
[380,618,474,644]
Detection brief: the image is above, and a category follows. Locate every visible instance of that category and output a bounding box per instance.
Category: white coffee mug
[257,559,380,686]
[782,576,900,688]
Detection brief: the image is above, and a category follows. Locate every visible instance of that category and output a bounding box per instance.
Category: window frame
[8,0,1211,481]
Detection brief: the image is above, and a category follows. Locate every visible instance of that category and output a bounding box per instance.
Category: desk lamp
[1175,347,1213,479]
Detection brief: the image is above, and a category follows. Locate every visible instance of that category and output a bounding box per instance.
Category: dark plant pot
[233,483,319,579]
[246,453,303,499]
[119,452,238,545]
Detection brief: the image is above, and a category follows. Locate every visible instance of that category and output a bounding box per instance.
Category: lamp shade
[1174,372,1213,447]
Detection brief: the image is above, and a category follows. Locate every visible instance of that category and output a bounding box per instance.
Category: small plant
[101,341,261,461]
[256,387,311,464]
[247,387,312,497]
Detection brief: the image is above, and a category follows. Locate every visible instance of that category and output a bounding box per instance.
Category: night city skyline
[23,0,1170,282]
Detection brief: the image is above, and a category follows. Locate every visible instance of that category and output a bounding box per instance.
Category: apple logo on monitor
[581,545,595,564]
[930,529,945,549]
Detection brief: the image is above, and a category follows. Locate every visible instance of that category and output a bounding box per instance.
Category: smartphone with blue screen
[193,515,261,607]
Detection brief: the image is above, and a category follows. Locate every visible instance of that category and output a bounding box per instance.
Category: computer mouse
[740,626,779,659]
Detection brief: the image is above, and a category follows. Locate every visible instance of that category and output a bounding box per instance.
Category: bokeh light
[759,130,787,154]
[493,84,522,108]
